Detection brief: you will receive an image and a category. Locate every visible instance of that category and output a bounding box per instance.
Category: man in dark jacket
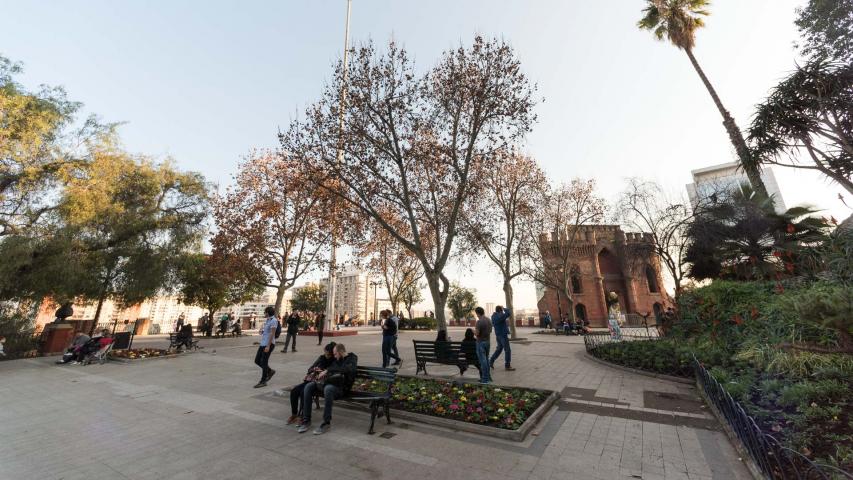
[288,342,337,425]
[298,343,358,435]
[380,310,401,368]
[489,306,515,371]
[281,311,301,353]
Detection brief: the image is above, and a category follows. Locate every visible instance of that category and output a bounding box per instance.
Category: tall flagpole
[326,0,352,330]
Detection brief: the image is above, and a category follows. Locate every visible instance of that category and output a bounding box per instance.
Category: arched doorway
[653,302,663,323]
[598,249,629,314]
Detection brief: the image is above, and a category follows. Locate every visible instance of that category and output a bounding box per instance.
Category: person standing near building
[282,311,300,353]
[176,313,185,333]
[254,306,278,388]
[489,306,515,371]
[389,310,401,365]
[542,310,552,330]
[474,307,493,384]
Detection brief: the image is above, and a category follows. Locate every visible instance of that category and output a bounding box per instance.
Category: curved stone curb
[107,351,192,364]
[582,350,694,385]
[274,386,560,442]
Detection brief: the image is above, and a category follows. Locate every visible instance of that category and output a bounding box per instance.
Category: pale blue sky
[3,1,847,310]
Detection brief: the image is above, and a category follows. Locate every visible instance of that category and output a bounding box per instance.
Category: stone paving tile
[0,329,750,480]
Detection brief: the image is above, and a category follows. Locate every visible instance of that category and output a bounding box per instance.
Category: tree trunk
[274,284,288,316]
[685,48,768,197]
[89,293,107,336]
[503,280,517,340]
[425,272,448,331]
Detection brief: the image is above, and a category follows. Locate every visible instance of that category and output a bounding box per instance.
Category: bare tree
[523,179,607,323]
[286,37,537,330]
[354,223,423,316]
[463,149,547,339]
[212,150,332,313]
[616,178,709,297]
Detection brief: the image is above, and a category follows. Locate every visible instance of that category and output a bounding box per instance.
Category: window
[575,304,587,321]
[570,265,583,293]
[645,265,659,293]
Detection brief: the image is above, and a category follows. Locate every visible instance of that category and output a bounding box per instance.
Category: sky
[2,0,848,312]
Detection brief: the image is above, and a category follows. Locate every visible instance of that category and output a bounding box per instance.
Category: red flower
[732,314,743,325]
[750,307,759,320]
[786,224,795,234]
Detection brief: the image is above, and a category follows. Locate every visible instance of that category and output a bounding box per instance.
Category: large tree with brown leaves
[212,151,333,314]
[283,37,538,330]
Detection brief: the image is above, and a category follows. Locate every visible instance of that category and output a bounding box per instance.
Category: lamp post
[325,0,353,331]
[370,280,381,327]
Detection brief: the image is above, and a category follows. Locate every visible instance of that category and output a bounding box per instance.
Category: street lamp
[370,280,381,326]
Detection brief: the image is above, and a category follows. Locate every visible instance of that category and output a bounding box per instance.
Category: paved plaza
[0,328,750,480]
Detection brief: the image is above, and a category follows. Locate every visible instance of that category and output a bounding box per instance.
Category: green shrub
[399,317,436,330]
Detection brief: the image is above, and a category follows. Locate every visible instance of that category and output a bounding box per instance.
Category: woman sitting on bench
[287,342,336,426]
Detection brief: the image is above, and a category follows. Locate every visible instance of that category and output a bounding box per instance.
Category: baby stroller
[82,340,114,365]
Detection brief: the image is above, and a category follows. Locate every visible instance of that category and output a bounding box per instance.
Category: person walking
[380,310,401,368]
[389,311,401,366]
[254,306,278,388]
[489,306,515,371]
[474,307,493,384]
[315,313,325,345]
[282,311,300,353]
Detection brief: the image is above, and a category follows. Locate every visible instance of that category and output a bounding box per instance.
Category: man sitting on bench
[298,343,358,435]
[287,342,336,426]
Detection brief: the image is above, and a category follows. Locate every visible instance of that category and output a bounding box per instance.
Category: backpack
[274,318,282,339]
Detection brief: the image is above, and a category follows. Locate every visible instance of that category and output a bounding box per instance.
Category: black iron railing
[693,357,852,480]
[583,335,852,478]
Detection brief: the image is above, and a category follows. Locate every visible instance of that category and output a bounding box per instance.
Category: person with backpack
[281,311,300,353]
[254,306,279,388]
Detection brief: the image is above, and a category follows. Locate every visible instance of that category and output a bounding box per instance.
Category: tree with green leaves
[446,283,477,322]
[177,252,264,323]
[0,54,112,237]
[684,184,829,281]
[795,0,853,63]
[749,61,853,195]
[59,147,209,334]
[638,0,767,196]
[290,283,327,314]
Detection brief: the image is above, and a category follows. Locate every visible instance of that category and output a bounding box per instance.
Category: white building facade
[686,162,786,213]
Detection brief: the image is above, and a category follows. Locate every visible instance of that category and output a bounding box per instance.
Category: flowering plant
[358,377,545,429]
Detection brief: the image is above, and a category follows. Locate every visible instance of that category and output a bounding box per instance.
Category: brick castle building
[536,225,669,327]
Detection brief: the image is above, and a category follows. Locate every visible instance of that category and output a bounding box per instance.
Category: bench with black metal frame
[302,365,397,434]
[168,333,199,351]
[412,340,480,376]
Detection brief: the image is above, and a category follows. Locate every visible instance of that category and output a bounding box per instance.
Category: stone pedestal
[42,323,74,355]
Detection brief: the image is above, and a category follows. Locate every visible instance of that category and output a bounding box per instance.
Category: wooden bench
[412,340,479,376]
[308,365,397,434]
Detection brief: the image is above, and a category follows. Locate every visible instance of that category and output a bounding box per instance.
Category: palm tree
[638,0,768,196]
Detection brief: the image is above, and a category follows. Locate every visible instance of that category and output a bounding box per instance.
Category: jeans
[283,332,296,351]
[391,334,400,359]
[490,334,511,367]
[254,345,273,382]
[317,328,323,345]
[290,382,308,415]
[476,340,491,383]
[381,335,400,368]
[302,382,342,424]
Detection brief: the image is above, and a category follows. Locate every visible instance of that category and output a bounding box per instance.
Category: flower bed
[109,348,176,360]
[353,376,549,430]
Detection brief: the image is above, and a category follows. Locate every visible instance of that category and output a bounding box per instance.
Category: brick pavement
[0,328,750,480]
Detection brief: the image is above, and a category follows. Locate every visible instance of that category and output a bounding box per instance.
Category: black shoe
[254,382,267,388]
[281,349,287,353]
[292,349,297,353]
[391,360,402,367]
[267,369,276,382]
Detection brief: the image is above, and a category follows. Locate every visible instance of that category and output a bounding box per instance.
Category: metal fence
[0,331,43,360]
[584,336,852,478]
[693,357,852,480]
